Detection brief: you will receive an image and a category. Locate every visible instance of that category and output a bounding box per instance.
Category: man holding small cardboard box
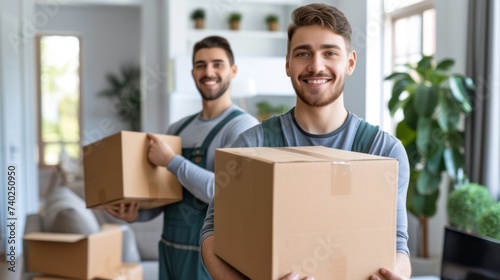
[200,3,412,280]
[105,36,259,280]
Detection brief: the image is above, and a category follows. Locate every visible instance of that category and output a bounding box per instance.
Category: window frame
[383,0,435,132]
[35,33,83,168]
[387,0,435,65]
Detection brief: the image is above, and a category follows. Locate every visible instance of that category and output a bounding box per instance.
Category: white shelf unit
[166,0,301,122]
[168,0,301,58]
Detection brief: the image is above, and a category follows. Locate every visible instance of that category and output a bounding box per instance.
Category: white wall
[141,0,169,133]
[36,4,141,144]
[0,0,37,260]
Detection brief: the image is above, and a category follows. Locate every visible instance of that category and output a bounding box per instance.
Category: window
[386,0,436,66]
[36,35,81,166]
[383,0,436,127]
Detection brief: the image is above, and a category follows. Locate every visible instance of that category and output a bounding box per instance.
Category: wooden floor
[0,257,23,280]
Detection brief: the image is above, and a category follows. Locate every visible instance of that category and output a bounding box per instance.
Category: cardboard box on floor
[83,131,183,209]
[24,224,122,279]
[214,146,399,280]
[32,263,144,280]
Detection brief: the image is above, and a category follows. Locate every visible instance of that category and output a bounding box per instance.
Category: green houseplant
[447,183,494,233]
[265,14,279,31]
[99,64,141,131]
[190,8,205,29]
[228,12,242,30]
[385,55,475,258]
[477,202,500,240]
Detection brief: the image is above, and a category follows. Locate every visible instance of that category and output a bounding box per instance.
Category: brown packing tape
[331,163,351,196]
[280,147,343,161]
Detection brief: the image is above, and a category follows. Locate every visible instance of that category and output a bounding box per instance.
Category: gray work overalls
[159,110,242,279]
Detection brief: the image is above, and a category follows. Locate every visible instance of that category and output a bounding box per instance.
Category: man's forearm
[396,253,412,278]
[201,235,248,280]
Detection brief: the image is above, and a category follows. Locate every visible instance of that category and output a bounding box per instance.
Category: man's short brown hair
[287,3,353,53]
[192,36,235,65]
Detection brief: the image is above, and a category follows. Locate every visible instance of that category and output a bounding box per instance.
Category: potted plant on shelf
[385,55,475,259]
[265,14,279,31]
[228,12,242,31]
[191,8,205,29]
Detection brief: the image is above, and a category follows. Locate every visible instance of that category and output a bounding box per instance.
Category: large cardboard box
[24,225,122,279]
[32,263,144,280]
[214,146,398,279]
[83,131,183,209]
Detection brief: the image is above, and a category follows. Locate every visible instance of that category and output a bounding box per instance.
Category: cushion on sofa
[42,187,100,235]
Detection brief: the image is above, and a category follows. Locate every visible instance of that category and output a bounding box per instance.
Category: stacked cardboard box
[214,146,398,279]
[24,224,143,280]
[83,131,183,209]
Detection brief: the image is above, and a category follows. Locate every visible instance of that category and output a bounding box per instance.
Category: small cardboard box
[24,224,123,279]
[83,131,183,209]
[32,263,144,280]
[214,146,398,279]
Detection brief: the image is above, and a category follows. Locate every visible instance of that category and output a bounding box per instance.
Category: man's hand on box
[369,268,409,280]
[147,133,176,167]
[369,253,411,280]
[280,273,315,280]
[105,202,140,223]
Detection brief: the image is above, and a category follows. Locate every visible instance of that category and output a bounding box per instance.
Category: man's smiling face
[286,25,356,107]
[192,47,236,101]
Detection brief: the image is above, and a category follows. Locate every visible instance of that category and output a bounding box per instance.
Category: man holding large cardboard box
[106,36,259,279]
[200,3,412,280]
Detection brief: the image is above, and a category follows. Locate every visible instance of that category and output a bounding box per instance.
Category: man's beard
[292,74,344,107]
[196,78,230,101]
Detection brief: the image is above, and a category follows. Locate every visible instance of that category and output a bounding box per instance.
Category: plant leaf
[415,117,433,157]
[385,72,413,81]
[417,169,442,195]
[417,56,433,70]
[426,145,444,174]
[416,56,434,80]
[407,173,439,217]
[403,96,419,130]
[403,139,420,170]
[436,59,455,72]
[106,74,122,89]
[444,146,464,182]
[413,84,438,117]
[449,76,473,113]
[388,79,412,115]
[463,76,476,90]
[436,90,461,132]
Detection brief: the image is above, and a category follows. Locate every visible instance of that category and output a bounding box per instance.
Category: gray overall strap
[262,116,285,147]
[200,109,244,148]
[262,116,379,153]
[173,112,199,136]
[351,120,379,153]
